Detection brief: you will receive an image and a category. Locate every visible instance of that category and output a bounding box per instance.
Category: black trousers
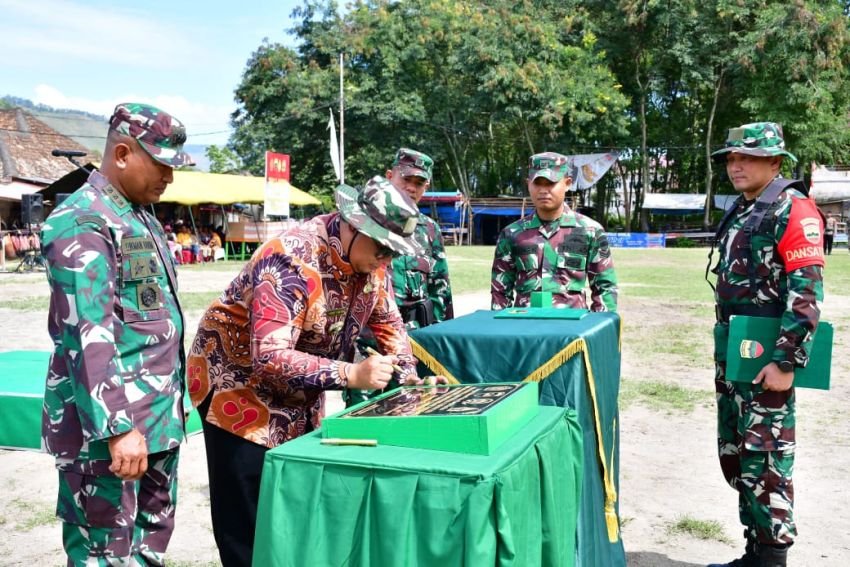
[824,233,834,255]
[199,396,269,567]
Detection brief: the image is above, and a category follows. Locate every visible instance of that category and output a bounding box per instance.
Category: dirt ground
[1,264,848,566]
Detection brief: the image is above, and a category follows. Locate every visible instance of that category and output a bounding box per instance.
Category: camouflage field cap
[335,175,424,256]
[711,122,797,163]
[109,102,194,168]
[392,148,433,181]
[528,152,573,182]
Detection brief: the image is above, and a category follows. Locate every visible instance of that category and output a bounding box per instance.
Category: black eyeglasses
[375,243,399,260]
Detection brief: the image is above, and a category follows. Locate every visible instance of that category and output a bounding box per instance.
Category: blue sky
[0,0,304,145]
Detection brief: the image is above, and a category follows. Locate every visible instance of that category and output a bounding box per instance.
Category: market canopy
[810,165,850,204]
[159,171,321,206]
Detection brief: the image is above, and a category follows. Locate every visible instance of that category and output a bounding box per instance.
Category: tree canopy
[226,0,850,227]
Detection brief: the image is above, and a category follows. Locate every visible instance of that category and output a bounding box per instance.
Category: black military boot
[758,544,788,567]
[707,536,760,567]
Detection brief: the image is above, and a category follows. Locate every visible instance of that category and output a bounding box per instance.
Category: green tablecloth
[254,406,582,567]
[0,350,201,450]
[409,310,625,567]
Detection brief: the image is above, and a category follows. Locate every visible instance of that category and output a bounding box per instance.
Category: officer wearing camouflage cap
[40,103,193,565]
[384,148,454,329]
[707,122,824,567]
[490,151,618,311]
[187,176,441,566]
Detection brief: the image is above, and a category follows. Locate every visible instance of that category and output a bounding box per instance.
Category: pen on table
[363,346,405,374]
[320,438,378,447]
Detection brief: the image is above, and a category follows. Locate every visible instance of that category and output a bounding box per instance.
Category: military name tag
[137,282,163,311]
[122,237,157,254]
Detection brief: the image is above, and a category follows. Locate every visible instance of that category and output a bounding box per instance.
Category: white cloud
[33,85,233,145]
[0,0,200,68]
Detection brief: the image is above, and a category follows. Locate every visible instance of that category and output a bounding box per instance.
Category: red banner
[265,152,290,182]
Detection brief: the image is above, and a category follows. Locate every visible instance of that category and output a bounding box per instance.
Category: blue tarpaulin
[419,204,462,225]
[604,232,667,248]
[471,207,525,216]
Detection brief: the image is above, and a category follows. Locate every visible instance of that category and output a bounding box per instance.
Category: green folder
[494,307,588,320]
[726,316,832,390]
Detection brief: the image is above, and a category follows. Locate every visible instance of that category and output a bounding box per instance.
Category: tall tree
[229,0,628,199]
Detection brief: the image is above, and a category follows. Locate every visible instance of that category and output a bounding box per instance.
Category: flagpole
[339,52,345,185]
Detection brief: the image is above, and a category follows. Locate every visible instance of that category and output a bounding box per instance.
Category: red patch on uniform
[777,197,824,271]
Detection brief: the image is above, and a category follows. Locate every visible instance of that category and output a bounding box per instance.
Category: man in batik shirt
[41,103,193,566]
[491,151,618,311]
[188,177,429,567]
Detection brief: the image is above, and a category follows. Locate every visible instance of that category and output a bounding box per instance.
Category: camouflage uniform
[491,210,618,311]
[710,123,824,552]
[41,103,191,566]
[385,149,454,329]
[390,214,454,329]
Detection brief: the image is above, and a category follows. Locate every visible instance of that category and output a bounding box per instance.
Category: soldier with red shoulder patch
[707,122,824,567]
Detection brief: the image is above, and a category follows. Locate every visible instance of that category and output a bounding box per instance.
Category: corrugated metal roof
[0,109,89,183]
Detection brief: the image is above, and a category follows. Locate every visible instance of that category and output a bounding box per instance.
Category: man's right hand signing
[108,429,148,481]
[348,355,396,390]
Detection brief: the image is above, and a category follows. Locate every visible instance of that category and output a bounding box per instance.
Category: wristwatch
[777,360,794,373]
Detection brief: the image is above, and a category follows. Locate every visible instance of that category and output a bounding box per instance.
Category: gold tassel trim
[412,333,619,542]
[522,338,585,383]
[577,341,619,543]
[408,337,460,384]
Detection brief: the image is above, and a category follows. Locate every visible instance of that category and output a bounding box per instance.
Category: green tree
[229,0,628,200]
[206,144,243,174]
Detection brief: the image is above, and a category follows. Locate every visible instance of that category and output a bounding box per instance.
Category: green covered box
[322,382,539,455]
[0,350,202,451]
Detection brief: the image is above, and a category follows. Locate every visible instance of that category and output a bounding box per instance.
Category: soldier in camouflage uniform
[707,122,824,567]
[385,148,454,329]
[491,152,618,311]
[41,103,193,566]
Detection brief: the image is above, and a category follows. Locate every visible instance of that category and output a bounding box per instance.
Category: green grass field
[5,246,847,307]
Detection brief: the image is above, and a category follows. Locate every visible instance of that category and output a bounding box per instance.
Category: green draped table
[409,310,625,567]
[254,406,582,567]
[0,350,202,450]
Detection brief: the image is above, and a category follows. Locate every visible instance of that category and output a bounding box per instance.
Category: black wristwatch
[776,360,794,373]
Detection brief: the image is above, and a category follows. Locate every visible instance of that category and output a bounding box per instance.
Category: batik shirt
[41,170,185,465]
[187,213,417,448]
[491,209,618,311]
[714,187,824,366]
[388,214,454,328]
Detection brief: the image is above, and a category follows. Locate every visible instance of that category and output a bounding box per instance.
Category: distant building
[0,108,89,228]
[810,165,850,212]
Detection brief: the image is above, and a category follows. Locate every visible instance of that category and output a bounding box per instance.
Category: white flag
[328,109,341,181]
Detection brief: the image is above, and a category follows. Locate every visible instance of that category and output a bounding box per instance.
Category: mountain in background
[1,95,210,171]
